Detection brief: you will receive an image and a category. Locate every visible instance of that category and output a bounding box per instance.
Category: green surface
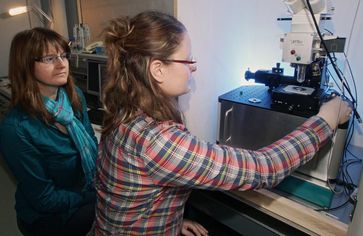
[276,176,333,208]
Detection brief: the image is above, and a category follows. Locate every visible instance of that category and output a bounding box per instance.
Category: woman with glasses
[94,11,352,235]
[0,27,97,236]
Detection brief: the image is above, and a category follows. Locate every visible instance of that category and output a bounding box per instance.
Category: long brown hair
[8,27,81,123]
[102,11,186,137]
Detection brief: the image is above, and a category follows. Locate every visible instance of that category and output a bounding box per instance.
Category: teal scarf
[43,88,97,190]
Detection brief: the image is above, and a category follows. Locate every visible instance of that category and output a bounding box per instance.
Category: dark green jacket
[0,88,97,224]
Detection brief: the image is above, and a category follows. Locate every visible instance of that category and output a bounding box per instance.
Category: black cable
[341,149,355,196]
[315,198,351,212]
[346,149,362,160]
[305,0,362,123]
[344,160,360,187]
[324,52,358,117]
[327,69,342,91]
[343,113,355,149]
[319,38,359,198]
[340,159,361,196]
[343,52,358,108]
[324,28,333,35]
[326,58,358,118]
[305,1,353,99]
[337,117,357,197]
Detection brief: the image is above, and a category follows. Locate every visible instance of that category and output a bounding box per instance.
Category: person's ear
[149,59,165,83]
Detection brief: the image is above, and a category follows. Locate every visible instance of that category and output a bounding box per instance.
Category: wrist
[316,112,337,131]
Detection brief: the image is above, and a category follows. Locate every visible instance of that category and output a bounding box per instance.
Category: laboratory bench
[186,189,347,236]
[185,145,363,236]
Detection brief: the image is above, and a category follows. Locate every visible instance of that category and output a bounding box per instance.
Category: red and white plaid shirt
[95,113,332,235]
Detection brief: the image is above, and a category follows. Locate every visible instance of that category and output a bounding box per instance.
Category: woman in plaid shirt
[94,11,352,235]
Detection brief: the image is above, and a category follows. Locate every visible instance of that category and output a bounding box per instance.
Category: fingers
[193,222,208,235]
[317,96,353,130]
[181,228,195,236]
[333,96,353,123]
[339,100,353,124]
[181,219,209,236]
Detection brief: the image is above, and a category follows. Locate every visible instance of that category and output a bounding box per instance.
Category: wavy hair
[102,11,187,136]
[8,27,81,123]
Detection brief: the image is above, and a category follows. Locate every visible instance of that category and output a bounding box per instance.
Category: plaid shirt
[95,113,332,235]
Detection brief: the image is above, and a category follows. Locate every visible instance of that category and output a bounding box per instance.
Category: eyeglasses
[158,57,197,65]
[34,52,70,64]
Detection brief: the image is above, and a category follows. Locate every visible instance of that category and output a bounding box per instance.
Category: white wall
[0,0,33,77]
[0,0,68,78]
[177,0,363,147]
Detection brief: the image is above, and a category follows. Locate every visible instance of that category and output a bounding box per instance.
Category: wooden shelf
[230,189,348,236]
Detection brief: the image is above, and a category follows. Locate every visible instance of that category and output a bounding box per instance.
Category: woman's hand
[317,95,353,130]
[181,219,208,236]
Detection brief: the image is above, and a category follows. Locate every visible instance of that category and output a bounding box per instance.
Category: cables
[315,198,351,212]
[305,0,362,123]
[316,158,361,212]
[319,1,361,201]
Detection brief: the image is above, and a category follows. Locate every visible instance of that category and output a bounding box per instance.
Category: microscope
[245,0,346,116]
[219,0,351,208]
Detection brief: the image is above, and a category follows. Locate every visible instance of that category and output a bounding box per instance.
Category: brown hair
[102,11,187,137]
[8,27,81,123]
